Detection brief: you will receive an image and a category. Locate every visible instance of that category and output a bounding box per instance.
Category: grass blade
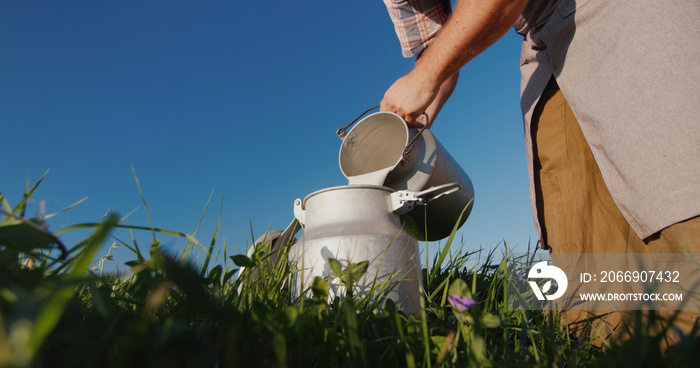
[200,193,223,276]
[130,165,155,239]
[429,199,473,286]
[56,222,207,253]
[16,170,50,218]
[27,214,118,356]
[179,188,215,263]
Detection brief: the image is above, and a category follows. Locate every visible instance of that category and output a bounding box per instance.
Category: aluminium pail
[338,111,474,240]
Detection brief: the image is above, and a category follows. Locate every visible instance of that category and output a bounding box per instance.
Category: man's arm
[380,0,529,125]
[421,66,459,128]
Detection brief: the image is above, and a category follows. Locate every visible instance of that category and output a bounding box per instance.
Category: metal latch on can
[390,182,462,215]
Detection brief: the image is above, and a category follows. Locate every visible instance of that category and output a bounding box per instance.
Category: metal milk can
[288,183,460,314]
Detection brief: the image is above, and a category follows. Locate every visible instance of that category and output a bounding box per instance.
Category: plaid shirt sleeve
[383,0,452,58]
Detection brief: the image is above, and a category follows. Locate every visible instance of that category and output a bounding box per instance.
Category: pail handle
[337,106,430,162]
[336,105,380,139]
[401,119,428,162]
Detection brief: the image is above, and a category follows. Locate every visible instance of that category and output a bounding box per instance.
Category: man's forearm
[422,69,459,127]
[414,0,528,89]
[381,0,528,124]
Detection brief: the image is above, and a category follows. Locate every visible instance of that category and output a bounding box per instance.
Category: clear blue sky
[1,1,537,272]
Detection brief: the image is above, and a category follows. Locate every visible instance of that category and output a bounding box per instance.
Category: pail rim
[338,112,409,180]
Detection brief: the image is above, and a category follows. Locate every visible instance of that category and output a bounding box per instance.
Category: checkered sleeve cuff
[383,0,452,58]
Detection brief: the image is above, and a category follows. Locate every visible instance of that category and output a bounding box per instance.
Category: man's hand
[380,69,440,126]
[381,56,460,128]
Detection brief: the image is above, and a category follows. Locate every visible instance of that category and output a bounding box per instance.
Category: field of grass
[1,174,698,367]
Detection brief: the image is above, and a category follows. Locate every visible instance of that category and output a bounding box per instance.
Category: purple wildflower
[448,295,476,312]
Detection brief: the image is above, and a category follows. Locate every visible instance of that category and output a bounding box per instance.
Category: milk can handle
[413,182,461,204]
[336,106,430,156]
[390,182,462,215]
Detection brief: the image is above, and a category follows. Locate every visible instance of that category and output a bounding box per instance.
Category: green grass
[0,175,698,367]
